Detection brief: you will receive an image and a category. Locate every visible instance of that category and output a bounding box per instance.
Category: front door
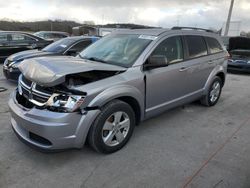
[145,36,188,117]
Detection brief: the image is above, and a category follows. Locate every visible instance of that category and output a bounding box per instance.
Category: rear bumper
[227,64,250,73]
[9,91,100,150]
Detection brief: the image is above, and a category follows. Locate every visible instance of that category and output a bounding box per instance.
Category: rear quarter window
[206,37,223,54]
[186,35,208,58]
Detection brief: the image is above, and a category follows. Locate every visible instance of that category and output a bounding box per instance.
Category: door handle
[179,67,190,72]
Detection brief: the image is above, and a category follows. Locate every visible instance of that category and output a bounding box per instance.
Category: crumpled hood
[18,56,126,87]
[8,50,55,64]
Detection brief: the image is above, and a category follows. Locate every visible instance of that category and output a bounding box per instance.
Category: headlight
[3,58,8,66]
[48,94,85,112]
[9,61,20,68]
[12,63,19,68]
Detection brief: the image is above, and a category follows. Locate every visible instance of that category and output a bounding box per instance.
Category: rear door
[181,35,211,93]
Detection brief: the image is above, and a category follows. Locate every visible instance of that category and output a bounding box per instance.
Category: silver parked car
[9,27,228,153]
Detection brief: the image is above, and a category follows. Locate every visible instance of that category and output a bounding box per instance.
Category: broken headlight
[48,94,85,112]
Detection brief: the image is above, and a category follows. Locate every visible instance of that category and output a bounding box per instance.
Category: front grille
[22,76,32,86]
[18,75,53,106]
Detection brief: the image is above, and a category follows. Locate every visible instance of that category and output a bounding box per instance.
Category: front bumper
[3,66,21,81]
[9,91,100,150]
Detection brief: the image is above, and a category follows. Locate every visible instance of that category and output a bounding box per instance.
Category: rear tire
[88,100,135,154]
[201,76,222,107]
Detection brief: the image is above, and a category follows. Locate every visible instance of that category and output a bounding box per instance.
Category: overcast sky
[0,0,250,31]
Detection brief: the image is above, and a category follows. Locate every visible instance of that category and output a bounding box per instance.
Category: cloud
[0,0,250,32]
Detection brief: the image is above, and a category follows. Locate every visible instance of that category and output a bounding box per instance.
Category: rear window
[206,37,223,54]
[186,36,208,58]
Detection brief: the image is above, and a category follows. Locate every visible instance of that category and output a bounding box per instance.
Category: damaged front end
[16,57,125,113]
[16,70,121,113]
[16,75,86,113]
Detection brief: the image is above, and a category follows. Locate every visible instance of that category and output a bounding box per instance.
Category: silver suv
[9,27,228,153]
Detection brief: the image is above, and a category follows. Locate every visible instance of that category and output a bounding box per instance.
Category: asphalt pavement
[1,65,250,188]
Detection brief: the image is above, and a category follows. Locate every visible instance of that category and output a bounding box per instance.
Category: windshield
[79,34,152,67]
[42,38,75,53]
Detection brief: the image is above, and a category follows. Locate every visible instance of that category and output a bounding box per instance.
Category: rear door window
[206,37,223,54]
[186,36,208,58]
[11,34,26,41]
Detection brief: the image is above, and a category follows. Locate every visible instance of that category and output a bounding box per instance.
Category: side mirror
[144,55,168,69]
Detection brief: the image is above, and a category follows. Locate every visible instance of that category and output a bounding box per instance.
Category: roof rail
[171,26,214,33]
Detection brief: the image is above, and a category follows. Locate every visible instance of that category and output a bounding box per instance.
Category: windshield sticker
[139,35,158,40]
[60,44,67,48]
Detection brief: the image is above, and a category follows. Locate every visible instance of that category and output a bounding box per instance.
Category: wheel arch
[87,85,144,123]
[216,72,225,87]
[115,96,141,125]
[204,65,226,93]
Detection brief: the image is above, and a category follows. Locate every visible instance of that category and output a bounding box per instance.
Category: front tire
[88,100,135,154]
[201,76,222,107]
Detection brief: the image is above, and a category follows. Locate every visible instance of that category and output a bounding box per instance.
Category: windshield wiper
[80,56,127,68]
[81,56,109,64]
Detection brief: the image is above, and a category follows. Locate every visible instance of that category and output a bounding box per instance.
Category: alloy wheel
[209,81,221,103]
[102,111,130,147]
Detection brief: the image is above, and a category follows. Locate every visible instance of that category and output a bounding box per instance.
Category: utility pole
[224,0,235,36]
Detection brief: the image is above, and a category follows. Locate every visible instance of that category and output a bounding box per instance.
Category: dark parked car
[3,36,99,81]
[227,37,250,73]
[33,31,69,41]
[0,31,51,63]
